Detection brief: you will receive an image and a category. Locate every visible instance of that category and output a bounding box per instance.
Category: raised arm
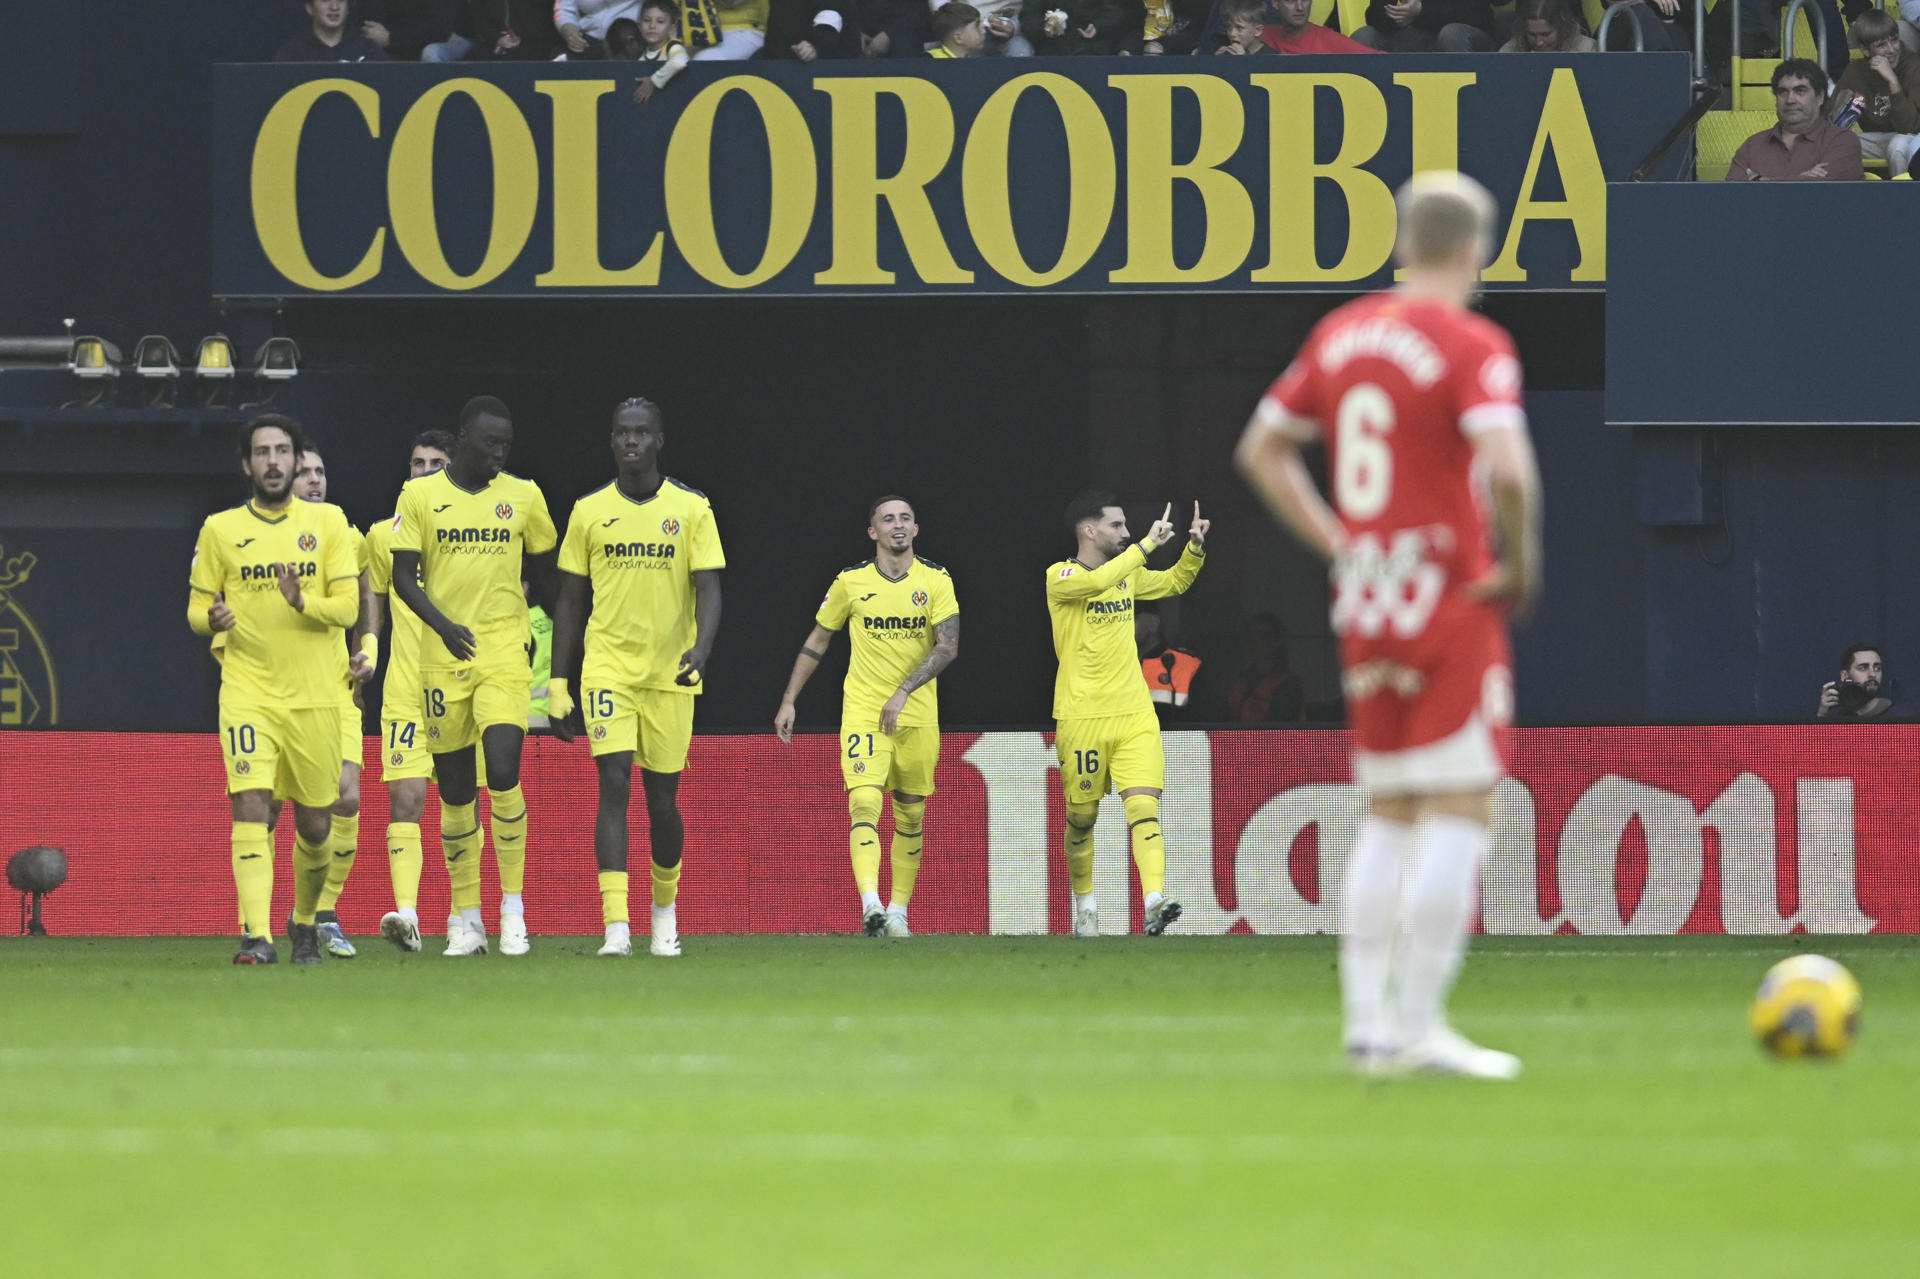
[775,624,838,743]
[1136,502,1210,600]
[879,613,959,735]
[678,569,724,686]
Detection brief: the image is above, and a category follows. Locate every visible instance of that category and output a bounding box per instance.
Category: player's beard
[251,469,293,505]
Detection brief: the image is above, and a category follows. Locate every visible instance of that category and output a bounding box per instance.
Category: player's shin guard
[292,831,329,925]
[488,785,527,896]
[386,821,423,911]
[1122,793,1165,900]
[1341,816,1411,1051]
[232,821,275,941]
[888,798,925,910]
[317,813,358,913]
[1064,801,1099,897]
[848,787,884,897]
[441,800,482,915]
[1394,815,1488,1044]
[598,871,630,926]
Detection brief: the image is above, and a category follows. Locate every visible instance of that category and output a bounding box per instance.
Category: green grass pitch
[0,934,1913,1276]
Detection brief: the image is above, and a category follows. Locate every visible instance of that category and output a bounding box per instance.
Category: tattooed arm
[879,614,960,736]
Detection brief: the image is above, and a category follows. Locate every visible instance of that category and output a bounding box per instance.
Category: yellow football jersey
[189,500,361,710]
[365,514,429,712]
[558,477,727,693]
[394,469,556,672]
[816,556,959,729]
[1046,541,1204,720]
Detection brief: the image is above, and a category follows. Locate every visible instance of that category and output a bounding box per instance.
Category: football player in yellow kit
[390,397,559,957]
[289,445,376,957]
[776,497,960,937]
[1046,492,1208,938]
[550,398,725,958]
[188,416,363,965]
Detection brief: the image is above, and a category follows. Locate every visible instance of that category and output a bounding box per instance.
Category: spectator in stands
[277,0,393,59]
[1212,0,1283,51]
[607,12,645,51]
[360,0,466,57]
[1498,0,1594,50]
[766,0,865,56]
[466,0,562,57]
[862,0,935,54]
[1226,613,1305,724]
[1138,0,1208,54]
[1352,0,1494,51]
[1136,603,1201,723]
[1830,10,1920,177]
[1817,642,1903,719]
[928,2,988,52]
[1726,59,1864,180]
[557,0,642,55]
[1259,0,1370,51]
[978,2,1037,54]
[629,2,691,97]
[1022,0,1145,53]
[685,0,769,57]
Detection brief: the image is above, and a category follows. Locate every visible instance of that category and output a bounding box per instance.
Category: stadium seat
[1694,107,1777,177]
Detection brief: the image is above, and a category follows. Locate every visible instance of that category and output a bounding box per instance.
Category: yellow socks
[888,798,925,910]
[232,821,274,940]
[488,785,527,896]
[848,786,884,897]
[386,821,422,912]
[1064,801,1099,897]
[599,870,630,926]
[651,859,681,909]
[317,813,357,913]
[1123,792,1165,900]
[442,800,482,915]
[292,830,329,925]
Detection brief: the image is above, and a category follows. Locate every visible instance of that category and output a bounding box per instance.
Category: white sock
[651,903,675,930]
[1074,892,1096,911]
[886,903,907,918]
[399,907,419,926]
[861,891,883,915]
[501,893,524,917]
[1143,890,1163,912]
[1393,814,1488,1045]
[1340,815,1411,1052]
[605,921,631,942]
[461,907,483,931]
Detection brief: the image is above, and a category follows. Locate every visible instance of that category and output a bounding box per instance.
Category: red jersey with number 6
[1258,292,1527,786]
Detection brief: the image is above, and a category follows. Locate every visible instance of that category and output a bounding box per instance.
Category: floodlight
[65,332,122,408]
[195,334,236,406]
[133,335,181,406]
[254,336,300,381]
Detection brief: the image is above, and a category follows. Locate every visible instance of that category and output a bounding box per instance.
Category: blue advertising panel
[213,56,1688,299]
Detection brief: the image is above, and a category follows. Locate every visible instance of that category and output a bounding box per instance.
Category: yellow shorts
[339,696,363,769]
[220,703,343,808]
[1055,710,1163,803]
[840,723,939,796]
[584,684,696,774]
[378,715,434,782]
[421,664,530,753]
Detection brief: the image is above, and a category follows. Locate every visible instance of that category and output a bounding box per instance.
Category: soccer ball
[1749,954,1862,1059]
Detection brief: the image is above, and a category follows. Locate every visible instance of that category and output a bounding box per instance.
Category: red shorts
[1340,603,1512,795]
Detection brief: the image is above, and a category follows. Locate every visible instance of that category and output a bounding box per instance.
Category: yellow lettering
[1485,67,1607,283]
[388,79,539,290]
[961,74,1114,288]
[249,80,385,291]
[814,79,969,286]
[665,79,816,289]
[535,80,663,287]
[1252,74,1393,284]
[1108,75,1254,284]
[1390,72,1475,281]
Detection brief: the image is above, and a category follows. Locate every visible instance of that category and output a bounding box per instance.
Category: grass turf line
[0,935,1912,1277]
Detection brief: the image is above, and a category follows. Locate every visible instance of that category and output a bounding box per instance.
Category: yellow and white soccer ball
[1749,954,1862,1059]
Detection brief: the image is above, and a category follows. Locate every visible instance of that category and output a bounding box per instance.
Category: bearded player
[549,397,725,959]
[775,497,960,937]
[1046,492,1206,938]
[1235,172,1543,1080]
[361,430,454,951]
[390,397,558,957]
[189,415,362,965]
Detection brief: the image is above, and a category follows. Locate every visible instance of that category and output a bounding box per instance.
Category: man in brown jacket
[1727,59,1864,181]
[1830,10,1920,176]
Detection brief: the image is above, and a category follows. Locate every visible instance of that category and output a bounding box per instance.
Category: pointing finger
[1161,502,1171,524]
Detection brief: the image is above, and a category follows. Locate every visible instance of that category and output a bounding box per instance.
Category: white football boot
[1397,1027,1522,1080]
[597,922,632,957]
[882,909,911,938]
[379,911,422,953]
[650,904,681,957]
[442,916,488,957]
[499,913,530,956]
[1072,900,1099,938]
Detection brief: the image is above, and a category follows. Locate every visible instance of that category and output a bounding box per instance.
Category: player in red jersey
[1235,172,1543,1080]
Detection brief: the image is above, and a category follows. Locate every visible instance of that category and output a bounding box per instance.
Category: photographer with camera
[1817,642,1902,720]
